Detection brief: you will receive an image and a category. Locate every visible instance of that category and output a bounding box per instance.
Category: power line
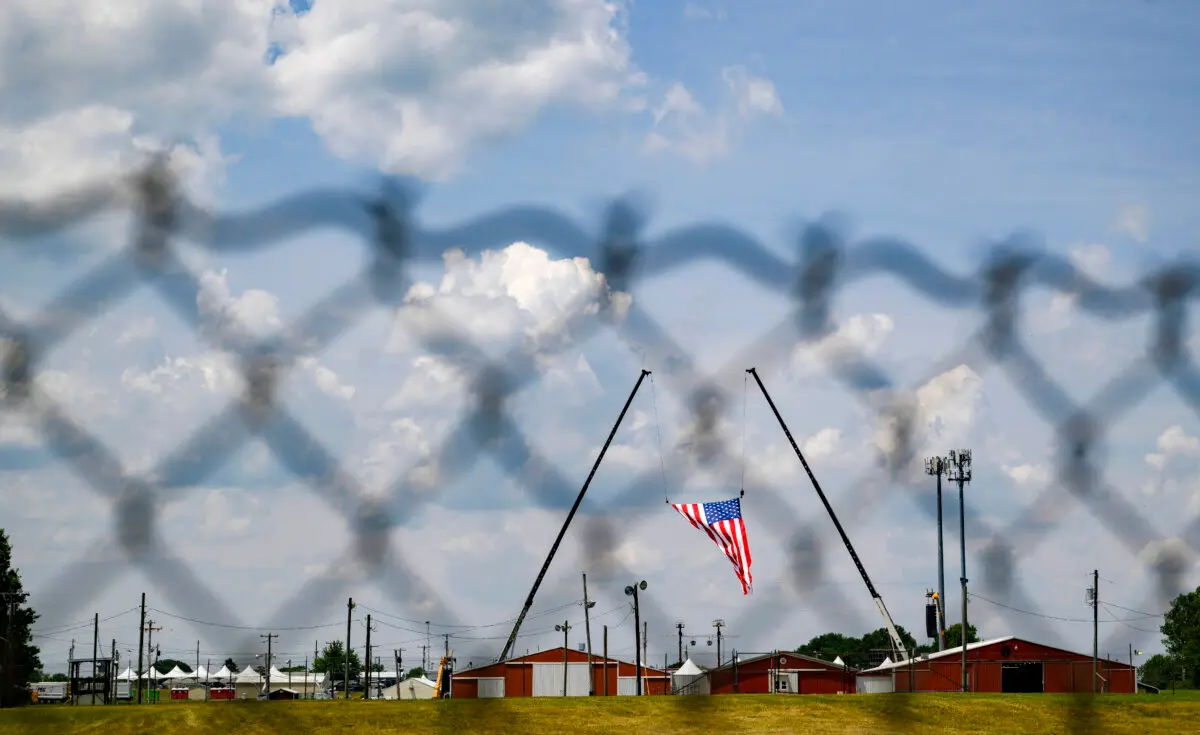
[969,592,1159,624]
[1099,603,1160,635]
[30,607,140,636]
[146,607,347,631]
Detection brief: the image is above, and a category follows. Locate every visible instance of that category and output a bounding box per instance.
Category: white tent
[163,665,194,681]
[209,665,232,681]
[115,667,137,681]
[671,658,709,695]
[235,665,263,684]
[268,666,291,683]
[194,665,209,681]
[832,656,845,667]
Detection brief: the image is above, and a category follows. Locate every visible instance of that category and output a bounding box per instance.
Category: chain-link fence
[2,158,1196,731]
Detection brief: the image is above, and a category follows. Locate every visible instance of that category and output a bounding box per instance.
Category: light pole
[924,455,948,652]
[624,581,647,696]
[712,620,725,668]
[554,621,572,697]
[947,448,972,692]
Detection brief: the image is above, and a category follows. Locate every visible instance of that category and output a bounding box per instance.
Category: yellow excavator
[432,650,455,698]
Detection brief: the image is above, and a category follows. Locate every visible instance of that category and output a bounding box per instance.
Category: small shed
[268,687,301,700]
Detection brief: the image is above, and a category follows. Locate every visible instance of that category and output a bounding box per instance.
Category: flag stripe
[670,497,753,595]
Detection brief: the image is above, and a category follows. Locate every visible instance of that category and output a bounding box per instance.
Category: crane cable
[651,372,670,504]
[740,370,748,499]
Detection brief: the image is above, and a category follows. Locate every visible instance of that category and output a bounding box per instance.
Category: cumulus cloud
[1142,425,1200,508]
[642,65,782,163]
[0,0,642,191]
[791,313,895,376]
[872,363,984,475]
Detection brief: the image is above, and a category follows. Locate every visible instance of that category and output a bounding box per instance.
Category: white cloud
[1,0,642,197]
[683,2,726,21]
[1113,203,1150,244]
[1002,462,1051,488]
[1069,243,1110,279]
[267,0,640,178]
[872,364,984,475]
[642,65,782,163]
[791,313,895,375]
[386,241,609,359]
[1142,425,1200,501]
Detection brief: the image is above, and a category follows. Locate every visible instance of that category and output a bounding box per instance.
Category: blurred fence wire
[2,157,1197,730]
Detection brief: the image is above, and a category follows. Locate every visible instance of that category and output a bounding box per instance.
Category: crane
[496,370,651,663]
[746,368,909,664]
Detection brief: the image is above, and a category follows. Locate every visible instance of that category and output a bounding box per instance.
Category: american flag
[671,497,753,594]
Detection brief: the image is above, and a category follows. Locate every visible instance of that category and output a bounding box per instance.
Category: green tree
[222,658,238,672]
[944,623,980,649]
[798,627,924,670]
[44,673,68,683]
[153,659,193,675]
[1138,653,1183,690]
[1162,587,1200,688]
[404,666,426,680]
[0,529,42,707]
[312,640,361,681]
[370,662,384,672]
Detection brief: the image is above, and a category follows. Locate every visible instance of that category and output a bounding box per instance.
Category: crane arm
[497,370,650,662]
[747,368,909,663]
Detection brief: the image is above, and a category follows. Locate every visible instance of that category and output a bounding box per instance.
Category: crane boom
[496,370,651,663]
[746,368,909,663]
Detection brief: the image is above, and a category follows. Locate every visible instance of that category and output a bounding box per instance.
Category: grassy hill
[3,693,1198,734]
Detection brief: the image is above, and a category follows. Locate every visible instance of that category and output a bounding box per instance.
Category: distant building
[854,636,1136,694]
[381,676,437,700]
[451,647,670,698]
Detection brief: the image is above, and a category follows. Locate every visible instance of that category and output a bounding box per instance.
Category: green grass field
[3,693,1198,734]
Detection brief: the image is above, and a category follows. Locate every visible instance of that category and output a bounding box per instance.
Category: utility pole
[924,455,948,651]
[554,621,572,697]
[195,641,199,677]
[1092,570,1099,694]
[394,649,402,682]
[582,573,595,695]
[364,614,373,701]
[136,593,146,704]
[92,613,99,688]
[444,633,449,660]
[425,621,431,671]
[676,623,685,665]
[421,646,427,676]
[345,598,355,701]
[260,633,277,697]
[946,448,972,693]
[625,581,646,696]
[603,625,609,696]
[144,620,162,691]
[713,620,725,668]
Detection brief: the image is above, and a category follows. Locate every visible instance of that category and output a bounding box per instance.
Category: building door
[1001,663,1043,693]
[477,678,505,698]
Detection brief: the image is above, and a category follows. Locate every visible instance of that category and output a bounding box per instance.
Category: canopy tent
[268,666,290,683]
[235,665,263,684]
[162,665,194,680]
[115,667,137,681]
[832,656,846,667]
[209,665,232,681]
[671,658,708,695]
[194,665,209,681]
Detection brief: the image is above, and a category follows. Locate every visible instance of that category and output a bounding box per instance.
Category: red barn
[855,636,1136,694]
[450,647,670,698]
[704,651,857,695]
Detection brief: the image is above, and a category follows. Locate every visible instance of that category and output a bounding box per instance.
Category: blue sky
[2,0,1198,675]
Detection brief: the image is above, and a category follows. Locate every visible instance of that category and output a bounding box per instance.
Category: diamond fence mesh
[2,158,1196,730]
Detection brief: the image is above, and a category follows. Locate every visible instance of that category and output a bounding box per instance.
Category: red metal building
[451,647,670,698]
[705,651,857,695]
[855,636,1136,694]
